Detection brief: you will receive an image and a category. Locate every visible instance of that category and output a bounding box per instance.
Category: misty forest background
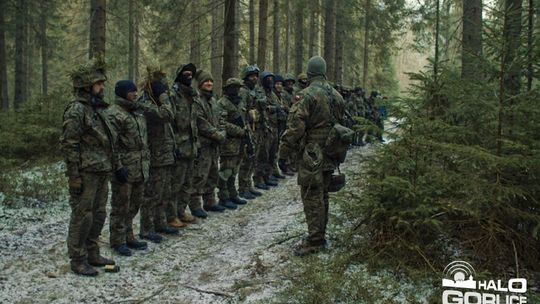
[1,0,540,299]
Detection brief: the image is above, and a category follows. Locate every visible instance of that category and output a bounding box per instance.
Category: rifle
[232,114,255,158]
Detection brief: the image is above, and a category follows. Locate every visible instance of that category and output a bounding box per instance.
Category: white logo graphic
[441,261,528,304]
[442,260,476,289]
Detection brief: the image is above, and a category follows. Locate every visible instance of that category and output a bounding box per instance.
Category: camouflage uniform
[217,78,246,202]
[140,85,176,236]
[169,64,200,219]
[107,96,150,246]
[293,73,308,96]
[279,56,346,254]
[60,60,115,274]
[191,71,226,210]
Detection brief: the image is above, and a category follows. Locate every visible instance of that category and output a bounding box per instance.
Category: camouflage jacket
[60,91,116,177]
[107,97,150,182]
[193,91,224,148]
[240,85,267,133]
[263,89,282,128]
[171,83,199,159]
[217,94,246,157]
[279,76,346,171]
[140,91,176,168]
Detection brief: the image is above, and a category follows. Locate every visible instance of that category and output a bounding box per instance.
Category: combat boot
[264,178,278,187]
[179,213,197,223]
[293,240,327,257]
[156,226,180,235]
[230,196,247,205]
[255,182,270,190]
[273,173,286,179]
[219,199,238,210]
[70,260,98,277]
[267,175,278,182]
[140,232,163,243]
[88,251,115,267]
[111,244,132,257]
[249,188,263,196]
[205,204,226,212]
[239,191,256,200]
[192,209,208,219]
[169,218,188,228]
[126,239,148,250]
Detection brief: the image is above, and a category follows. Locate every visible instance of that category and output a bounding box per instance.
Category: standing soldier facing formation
[61,59,115,276]
[107,80,149,256]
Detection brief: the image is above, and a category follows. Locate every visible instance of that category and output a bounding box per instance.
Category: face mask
[225,86,240,97]
[179,73,192,86]
[263,78,274,90]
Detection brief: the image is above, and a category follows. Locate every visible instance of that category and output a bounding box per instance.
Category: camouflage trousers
[141,165,172,235]
[253,129,270,184]
[300,171,333,244]
[218,155,241,200]
[191,146,219,209]
[67,172,109,262]
[238,133,259,192]
[109,179,145,246]
[267,125,280,176]
[169,158,196,220]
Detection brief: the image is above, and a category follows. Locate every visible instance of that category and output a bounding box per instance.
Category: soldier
[217,78,249,209]
[60,59,115,276]
[139,68,178,242]
[170,63,203,220]
[273,75,293,176]
[294,73,309,95]
[259,71,283,183]
[279,56,348,256]
[282,74,296,104]
[190,70,227,213]
[238,65,266,196]
[107,80,149,256]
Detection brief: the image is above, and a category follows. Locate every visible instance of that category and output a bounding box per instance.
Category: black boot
[112,244,132,256]
[156,226,180,235]
[230,196,247,205]
[249,188,263,196]
[265,178,278,187]
[140,232,163,243]
[239,191,256,200]
[192,209,208,219]
[273,173,286,179]
[219,199,238,209]
[126,239,148,250]
[255,182,270,190]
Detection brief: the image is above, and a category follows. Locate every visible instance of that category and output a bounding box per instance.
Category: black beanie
[115,80,137,99]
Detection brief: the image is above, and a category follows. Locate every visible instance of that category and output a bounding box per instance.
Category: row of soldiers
[60,57,323,276]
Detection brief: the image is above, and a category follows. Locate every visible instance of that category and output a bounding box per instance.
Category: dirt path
[0,147,369,304]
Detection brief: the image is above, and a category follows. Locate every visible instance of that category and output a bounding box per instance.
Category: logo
[441,261,528,304]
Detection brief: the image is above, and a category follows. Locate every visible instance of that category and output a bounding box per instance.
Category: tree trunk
[272,0,280,73]
[324,0,336,81]
[527,0,534,91]
[334,0,344,83]
[14,0,28,109]
[257,0,268,70]
[190,2,201,67]
[128,0,135,81]
[134,4,139,82]
[89,0,106,59]
[40,2,48,95]
[308,0,318,57]
[362,0,371,87]
[249,0,255,64]
[434,0,440,81]
[212,0,223,94]
[284,0,290,72]
[294,1,304,75]
[223,0,238,82]
[461,0,483,80]
[0,0,8,110]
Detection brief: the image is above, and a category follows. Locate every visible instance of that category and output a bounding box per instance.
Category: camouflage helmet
[283,74,296,83]
[70,57,107,88]
[223,77,243,88]
[241,65,260,79]
[306,56,326,78]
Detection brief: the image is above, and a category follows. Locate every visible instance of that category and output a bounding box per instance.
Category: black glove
[115,167,129,184]
[174,148,183,159]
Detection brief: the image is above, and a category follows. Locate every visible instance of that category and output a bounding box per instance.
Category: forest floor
[0,144,381,304]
